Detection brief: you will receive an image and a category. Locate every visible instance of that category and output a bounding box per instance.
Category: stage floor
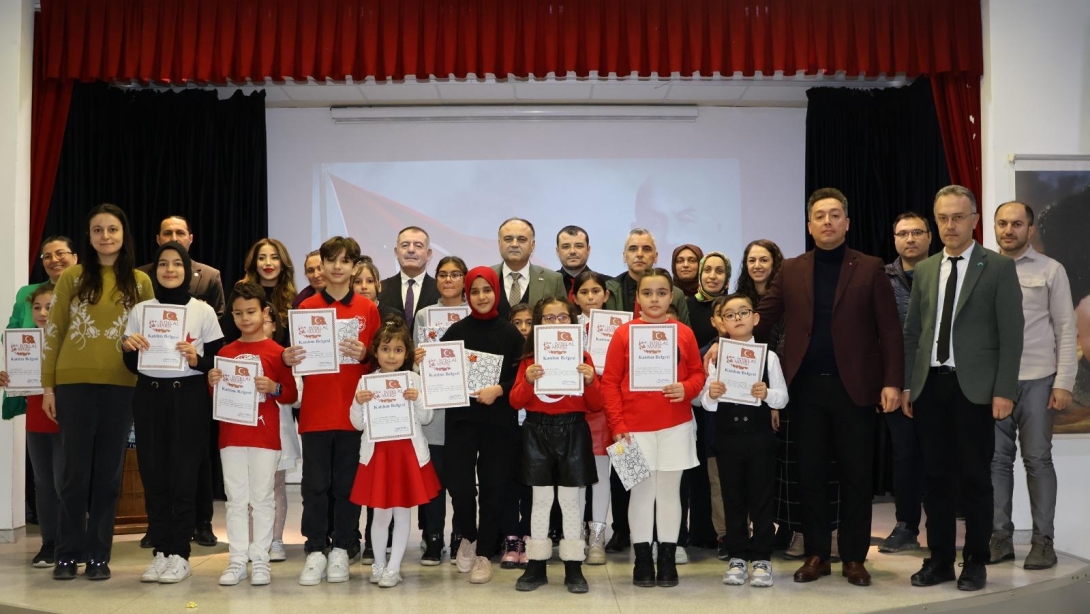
[0,495,1084,614]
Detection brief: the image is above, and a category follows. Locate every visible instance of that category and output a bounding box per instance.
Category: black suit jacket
[138,259,225,316]
[377,273,440,318]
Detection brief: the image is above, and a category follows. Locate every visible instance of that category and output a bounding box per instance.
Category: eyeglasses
[41,250,73,262]
[436,272,464,281]
[541,314,571,324]
[894,229,928,239]
[719,310,753,321]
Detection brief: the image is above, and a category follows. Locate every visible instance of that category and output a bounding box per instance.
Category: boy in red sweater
[601,268,705,589]
[282,236,380,585]
[210,283,298,586]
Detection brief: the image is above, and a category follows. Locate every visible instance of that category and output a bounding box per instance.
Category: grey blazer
[903,244,1024,404]
[491,263,567,308]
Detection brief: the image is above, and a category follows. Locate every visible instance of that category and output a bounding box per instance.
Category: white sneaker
[676,546,689,565]
[251,561,271,586]
[269,540,287,562]
[158,555,191,584]
[378,568,402,588]
[750,560,774,587]
[456,539,476,573]
[326,547,350,583]
[369,563,385,584]
[723,558,748,585]
[141,553,169,583]
[219,561,248,586]
[298,552,327,586]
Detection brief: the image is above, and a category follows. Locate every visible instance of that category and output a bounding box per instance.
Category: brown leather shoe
[842,561,872,586]
[793,556,831,583]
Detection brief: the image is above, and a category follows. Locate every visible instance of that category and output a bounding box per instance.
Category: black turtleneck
[798,242,846,377]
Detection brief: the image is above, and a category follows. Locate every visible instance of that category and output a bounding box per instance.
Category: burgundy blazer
[755,247,904,407]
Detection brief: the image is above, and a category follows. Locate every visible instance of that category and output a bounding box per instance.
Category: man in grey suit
[138,216,225,316]
[902,185,1024,592]
[492,218,566,318]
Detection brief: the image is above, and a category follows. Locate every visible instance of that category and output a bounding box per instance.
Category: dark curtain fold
[39,82,268,290]
[931,73,984,242]
[804,78,951,264]
[40,0,983,82]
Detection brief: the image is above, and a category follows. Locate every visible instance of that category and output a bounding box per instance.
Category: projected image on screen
[313,159,742,281]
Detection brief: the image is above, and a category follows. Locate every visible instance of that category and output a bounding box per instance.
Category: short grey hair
[934,184,978,213]
[627,228,656,247]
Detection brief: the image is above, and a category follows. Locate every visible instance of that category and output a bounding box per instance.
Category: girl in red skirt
[349,321,440,588]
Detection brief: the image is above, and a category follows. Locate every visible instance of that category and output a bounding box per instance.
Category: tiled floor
[0,495,1084,614]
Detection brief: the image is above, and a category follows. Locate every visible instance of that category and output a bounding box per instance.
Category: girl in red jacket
[509,297,603,594]
[601,268,706,589]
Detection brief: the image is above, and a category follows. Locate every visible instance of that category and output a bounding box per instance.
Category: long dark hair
[75,203,141,309]
[241,238,297,328]
[734,239,784,304]
[521,296,580,359]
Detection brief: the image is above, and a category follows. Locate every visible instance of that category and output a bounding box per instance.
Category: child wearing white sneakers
[702,293,787,587]
[210,283,299,586]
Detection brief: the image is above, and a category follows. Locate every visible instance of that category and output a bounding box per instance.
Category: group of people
[1,183,1074,595]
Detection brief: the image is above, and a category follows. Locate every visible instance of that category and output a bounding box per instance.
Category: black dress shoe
[139,534,153,549]
[957,558,987,591]
[192,523,218,547]
[84,560,111,580]
[52,560,78,580]
[910,558,956,587]
[605,532,631,553]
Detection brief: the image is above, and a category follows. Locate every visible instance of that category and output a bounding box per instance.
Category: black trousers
[192,417,217,528]
[685,405,717,545]
[914,370,994,563]
[132,376,210,559]
[419,444,457,538]
[610,470,631,536]
[793,375,874,564]
[717,427,777,561]
[445,418,517,557]
[55,384,134,562]
[884,405,923,534]
[300,430,362,553]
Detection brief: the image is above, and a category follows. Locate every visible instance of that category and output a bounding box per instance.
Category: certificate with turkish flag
[138,304,189,371]
[628,323,677,392]
[4,328,43,391]
[586,309,632,375]
[360,371,415,442]
[533,324,584,396]
[288,308,339,376]
[418,341,470,410]
[213,357,260,426]
[714,338,767,406]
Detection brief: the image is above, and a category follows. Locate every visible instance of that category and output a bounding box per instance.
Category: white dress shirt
[700,344,790,411]
[1013,245,1078,389]
[931,242,975,367]
[501,263,530,302]
[399,271,427,310]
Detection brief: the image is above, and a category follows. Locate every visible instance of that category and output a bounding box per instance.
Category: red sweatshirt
[509,353,605,415]
[216,338,299,450]
[297,291,379,433]
[600,319,705,435]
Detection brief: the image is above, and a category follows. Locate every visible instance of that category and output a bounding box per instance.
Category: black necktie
[936,256,963,364]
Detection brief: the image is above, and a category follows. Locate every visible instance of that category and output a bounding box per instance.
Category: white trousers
[221,446,280,564]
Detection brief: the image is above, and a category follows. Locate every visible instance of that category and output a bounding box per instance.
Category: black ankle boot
[605,531,631,553]
[656,542,678,587]
[564,561,588,593]
[515,559,549,591]
[633,542,655,587]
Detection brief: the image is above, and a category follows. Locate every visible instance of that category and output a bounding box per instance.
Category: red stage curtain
[41,0,983,82]
[31,12,72,273]
[931,73,984,242]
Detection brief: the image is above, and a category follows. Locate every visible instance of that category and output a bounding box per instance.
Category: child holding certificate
[501,302,533,569]
[440,267,525,584]
[701,293,788,587]
[122,242,224,584]
[210,283,298,586]
[349,321,440,588]
[601,268,706,589]
[1,283,58,568]
[572,271,615,564]
[509,297,603,594]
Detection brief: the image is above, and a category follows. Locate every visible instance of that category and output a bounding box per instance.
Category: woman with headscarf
[439,267,526,585]
[671,244,705,298]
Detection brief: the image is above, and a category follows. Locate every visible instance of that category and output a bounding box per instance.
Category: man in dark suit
[491,218,565,319]
[137,215,226,548]
[604,229,690,325]
[556,225,592,301]
[138,216,225,315]
[375,226,440,329]
[903,185,1024,591]
[756,188,903,587]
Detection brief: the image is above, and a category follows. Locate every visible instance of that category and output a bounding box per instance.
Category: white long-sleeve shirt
[1013,245,1078,390]
[701,347,790,412]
